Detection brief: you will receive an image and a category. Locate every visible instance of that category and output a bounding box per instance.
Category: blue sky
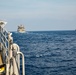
[0,0,76,31]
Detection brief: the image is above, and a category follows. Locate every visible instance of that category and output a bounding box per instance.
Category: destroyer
[0,21,25,75]
[17,25,25,33]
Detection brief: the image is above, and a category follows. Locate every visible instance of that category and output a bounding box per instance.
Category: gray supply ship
[17,25,25,33]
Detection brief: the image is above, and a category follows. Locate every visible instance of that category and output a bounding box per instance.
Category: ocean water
[12,31,76,75]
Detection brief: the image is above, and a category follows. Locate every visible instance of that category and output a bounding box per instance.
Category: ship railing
[0,23,25,75]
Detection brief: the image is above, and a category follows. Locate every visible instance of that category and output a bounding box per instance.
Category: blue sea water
[12,31,76,75]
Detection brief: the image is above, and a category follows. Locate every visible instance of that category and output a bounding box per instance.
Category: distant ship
[17,25,25,33]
